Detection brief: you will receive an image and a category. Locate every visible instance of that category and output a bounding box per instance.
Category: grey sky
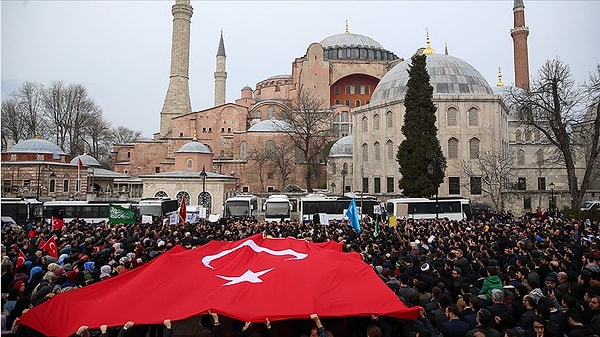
[2,1,598,138]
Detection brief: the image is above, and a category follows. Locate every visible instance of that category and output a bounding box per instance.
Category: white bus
[137,198,179,219]
[223,194,259,219]
[298,194,381,223]
[262,194,292,222]
[385,197,472,221]
[42,200,134,224]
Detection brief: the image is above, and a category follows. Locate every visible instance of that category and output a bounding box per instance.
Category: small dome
[6,138,67,155]
[370,54,494,104]
[242,85,253,91]
[248,119,293,132]
[176,140,212,154]
[70,154,100,167]
[329,136,353,157]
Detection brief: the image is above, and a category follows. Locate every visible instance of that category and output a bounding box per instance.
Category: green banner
[109,204,136,224]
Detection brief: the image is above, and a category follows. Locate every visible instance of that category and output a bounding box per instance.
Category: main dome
[319,32,399,61]
[370,54,493,104]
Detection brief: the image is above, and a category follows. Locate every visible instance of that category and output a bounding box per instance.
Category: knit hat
[454,267,462,275]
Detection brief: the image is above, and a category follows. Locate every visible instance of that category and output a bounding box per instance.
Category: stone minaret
[511,0,530,90]
[214,31,227,106]
[159,0,193,138]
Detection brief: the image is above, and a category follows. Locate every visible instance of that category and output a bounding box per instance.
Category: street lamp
[200,165,207,208]
[340,167,347,197]
[549,182,555,210]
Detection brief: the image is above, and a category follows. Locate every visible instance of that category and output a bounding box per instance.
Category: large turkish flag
[20,234,418,337]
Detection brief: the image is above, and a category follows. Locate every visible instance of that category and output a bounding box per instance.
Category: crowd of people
[1,207,600,337]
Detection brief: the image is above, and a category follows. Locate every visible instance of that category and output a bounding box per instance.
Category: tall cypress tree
[396,54,446,197]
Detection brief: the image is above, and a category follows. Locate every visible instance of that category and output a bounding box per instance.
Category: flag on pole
[179,198,187,223]
[52,216,65,230]
[345,198,361,233]
[16,249,27,268]
[109,204,136,224]
[39,236,58,259]
[374,214,380,237]
[78,158,84,169]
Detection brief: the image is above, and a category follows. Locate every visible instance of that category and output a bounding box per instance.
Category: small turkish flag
[52,216,65,230]
[78,158,84,169]
[39,236,58,259]
[16,249,27,268]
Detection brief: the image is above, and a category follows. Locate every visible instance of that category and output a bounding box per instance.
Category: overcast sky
[2,1,598,138]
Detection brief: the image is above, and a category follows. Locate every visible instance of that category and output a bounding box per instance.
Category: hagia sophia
[2,0,593,214]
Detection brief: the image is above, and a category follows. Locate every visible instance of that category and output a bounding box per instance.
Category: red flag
[19,234,418,337]
[179,198,187,223]
[16,249,27,268]
[52,216,65,230]
[78,158,84,169]
[39,236,58,259]
[38,238,46,249]
[27,229,37,239]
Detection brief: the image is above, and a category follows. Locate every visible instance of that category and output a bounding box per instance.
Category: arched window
[265,140,276,156]
[447,107,458,126]
[335,99,340,105]
[331,162,337,175]
[515,129,522,142]
[374,142,381,161]
[373,114,380,131]
[469,138,480,159]
[386,140,394,160]
[362,143,368,162]
[533,130,541,143]
[155,191,168,198]
[448,137,459,159]
[362,117,368,132]
[267,106,275,119]
[176,191,191,207]
[524,130,532,142]
[198,192,212,214]
[536,149,544,165]
[334,86,340,95]
[341,111,349,123]
[517,149,525,165]
[355,99,361,107]
[344,99,350,107]
[386,111,393,129]
[468,108,479,126]
[255,111,262,119]
[240,141,247,160]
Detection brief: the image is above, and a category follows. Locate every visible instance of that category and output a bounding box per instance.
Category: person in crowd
[466,309,501,337]
[441,304,469,337]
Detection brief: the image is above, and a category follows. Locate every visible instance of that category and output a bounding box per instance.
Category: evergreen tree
[396,54,446,197]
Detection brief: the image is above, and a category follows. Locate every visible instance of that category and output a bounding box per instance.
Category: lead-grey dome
[319,32,399,61]
[70,154,101,167]
[6,138,67,155]
[370,54,493,104]
[177,140,211,154]
[329,135,353,158]
[248,119,293,132]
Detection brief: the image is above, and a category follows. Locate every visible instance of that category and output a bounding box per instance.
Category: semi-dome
[248,119,293,132]
[329,135,353,158]
[5,138,67,155]
[176,140,211,154]
[319,31,399,61]
[370,54,494,104]
[70,154,100,167]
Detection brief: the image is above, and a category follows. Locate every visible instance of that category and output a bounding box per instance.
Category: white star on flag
[217,268,274,286]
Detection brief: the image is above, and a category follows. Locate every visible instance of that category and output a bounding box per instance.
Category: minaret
[159,0,193,138]
[214,31,227,106]
[510,0,530,90]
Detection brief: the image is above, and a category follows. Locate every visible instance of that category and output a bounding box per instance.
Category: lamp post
[340,167,347,197]
[200,165,207,208]
[549,182,555,210]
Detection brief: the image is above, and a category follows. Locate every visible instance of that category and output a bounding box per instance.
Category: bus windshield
[264,202,290,218]
[225,201,251,217]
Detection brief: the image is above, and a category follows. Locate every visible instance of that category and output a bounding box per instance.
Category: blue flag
[346,198,361,233]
